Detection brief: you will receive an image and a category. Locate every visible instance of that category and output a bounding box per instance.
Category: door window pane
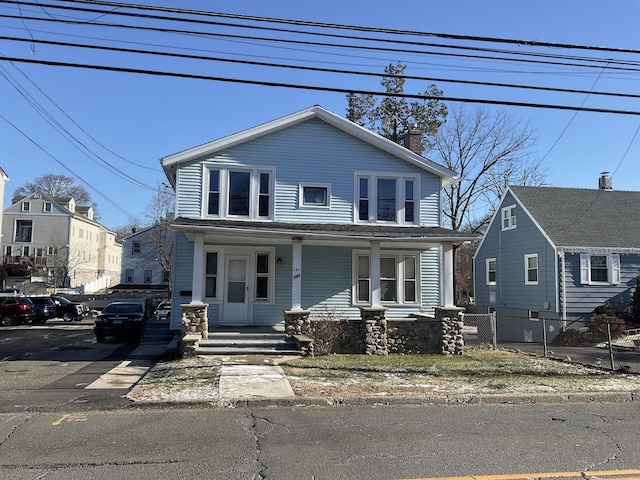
[227,259,246,302]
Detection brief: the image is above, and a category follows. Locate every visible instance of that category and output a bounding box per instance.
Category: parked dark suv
[28,297,57,324]
[94,302,146,343]
[0,296,36,326]
[50,295,88,322]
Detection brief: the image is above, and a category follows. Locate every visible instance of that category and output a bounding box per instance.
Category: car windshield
[158,303,170,309]
[102,303,144,314]
[54,297,71,305]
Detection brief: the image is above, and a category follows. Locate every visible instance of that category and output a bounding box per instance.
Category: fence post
[491,312,497,349]
[607,321,615,371]
[542,318,548,358]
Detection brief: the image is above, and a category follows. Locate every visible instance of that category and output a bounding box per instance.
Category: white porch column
[442,242,455,307]
[191,232,205,304]
[370,241,381,307]
[291,239,303,310]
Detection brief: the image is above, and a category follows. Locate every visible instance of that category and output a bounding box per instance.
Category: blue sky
[1,0,639,229]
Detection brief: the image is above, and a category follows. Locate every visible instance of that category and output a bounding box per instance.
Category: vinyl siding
[563,252,640,320]
[174,118,442,225]
[474,191,558,318]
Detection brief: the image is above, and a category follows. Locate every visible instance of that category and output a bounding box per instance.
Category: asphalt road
[0,318,138,412]
[1,402,639,479]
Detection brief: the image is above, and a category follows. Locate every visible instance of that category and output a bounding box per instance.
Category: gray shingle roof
[510,186,640,250]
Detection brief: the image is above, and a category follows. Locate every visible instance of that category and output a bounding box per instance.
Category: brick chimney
[401,124,423,156]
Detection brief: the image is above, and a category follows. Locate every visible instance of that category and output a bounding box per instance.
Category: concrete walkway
[218,364,295,400]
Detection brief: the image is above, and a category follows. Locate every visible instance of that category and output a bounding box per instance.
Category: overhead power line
[2,55,640,116]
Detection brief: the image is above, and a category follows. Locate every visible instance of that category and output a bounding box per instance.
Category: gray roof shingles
[510,186,640,250]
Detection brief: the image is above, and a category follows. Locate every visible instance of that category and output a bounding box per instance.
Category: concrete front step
[196,329,301,355]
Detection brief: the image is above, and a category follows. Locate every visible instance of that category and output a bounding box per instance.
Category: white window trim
[254,251,276,303]
[501,205,516,231]
[486,258,496,285]
[351,250,421,306]
[524,253,538,285]
[43,202,52,213]
[580,253,620,285]
[203,165,275,220]
[299,183,331,209]
[22,201,30,212]
[354,173,419,225]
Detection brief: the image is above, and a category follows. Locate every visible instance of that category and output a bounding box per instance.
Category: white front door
[222,255,250,325]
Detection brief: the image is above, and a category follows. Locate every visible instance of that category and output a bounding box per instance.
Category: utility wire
[3,34,640,101]
[2,54,640,116]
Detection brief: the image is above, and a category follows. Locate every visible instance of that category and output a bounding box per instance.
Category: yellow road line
[401,470,640,480]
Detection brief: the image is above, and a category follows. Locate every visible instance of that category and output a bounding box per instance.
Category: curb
[129,390,640,409]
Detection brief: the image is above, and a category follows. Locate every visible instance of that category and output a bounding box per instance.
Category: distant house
[473,175,640,342]
[160,105,475,331]
[116,224,171,294]
[0,167,8,266]
[1,192,122,293]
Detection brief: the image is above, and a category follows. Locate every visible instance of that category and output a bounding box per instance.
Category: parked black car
[28,297,57,323]
[0,296,36,326]
[50,295,88,322]
[94,302,146,343]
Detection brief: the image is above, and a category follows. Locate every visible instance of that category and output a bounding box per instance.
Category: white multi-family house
[1,192,122,293]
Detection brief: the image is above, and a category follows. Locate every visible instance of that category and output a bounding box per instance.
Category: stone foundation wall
[284,307,464,356]
[180,304,209,357]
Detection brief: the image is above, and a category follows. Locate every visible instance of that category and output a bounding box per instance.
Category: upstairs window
[357,174,418,224]
[15,220,32,242]
[43,202,52,213]
[125,269,134,283]
[144,270,152,283]
[300,184,330,208]
[502,205,516,230]
[205,167,273,219]
[22,201,30,212]
[132,241,142,255]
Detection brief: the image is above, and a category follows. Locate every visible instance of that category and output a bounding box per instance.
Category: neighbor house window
[486,258,497,285]
[205,167,273,219]
[144,270,152,283]
[300,184,330,207]
[501,205,516,230]
[356,174,418,224]
[22,201,30,212]
[354,253,419,305]
[132,241,142,254]
[580,253,620,285]
[525,254,538,285]
[529,310,540,320]
[125,269,134,283]
[205,252,218,298]
[4,245,12,256]
[15,220,33,242]
[43,202,52,213]
[162,270,169,284]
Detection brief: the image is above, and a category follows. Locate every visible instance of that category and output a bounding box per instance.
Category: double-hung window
[132,241,141,255]
[354,252,419,305]
[486,258,497,285]
[43,202,52,213]
[15,220,32,242]
[144,270,153,283]
[524,254,538,285]
[580,253,620,285]
[502,205,516,230]
[206,167,273,219]
[205,252,218,298]
[22,201,30,212]
[125,269,134,283]
[357,174,418,224]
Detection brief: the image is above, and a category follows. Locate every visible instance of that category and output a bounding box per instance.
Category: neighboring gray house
[118,225,171,293]
[160,105,475,331]
[474,176,640,342]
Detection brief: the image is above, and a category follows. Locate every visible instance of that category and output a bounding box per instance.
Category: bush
[589,313,627,337]
[552,328,590,346]
[631,276,640,325]
[310,306,347,356]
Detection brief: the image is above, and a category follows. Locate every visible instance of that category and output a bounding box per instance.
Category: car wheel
[96,334,105,343]
[63,312,73,322]
[0,314,16,327]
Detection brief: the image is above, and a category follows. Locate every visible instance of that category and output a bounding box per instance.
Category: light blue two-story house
[474,178,640,342]
[160,106,475,332]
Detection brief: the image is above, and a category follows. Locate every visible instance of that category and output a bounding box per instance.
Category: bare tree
[144,183,175,294]
[432,105,545,234]
[13,173,98,217]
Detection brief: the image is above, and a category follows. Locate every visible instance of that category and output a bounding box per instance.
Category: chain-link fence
[462,312,640,373]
